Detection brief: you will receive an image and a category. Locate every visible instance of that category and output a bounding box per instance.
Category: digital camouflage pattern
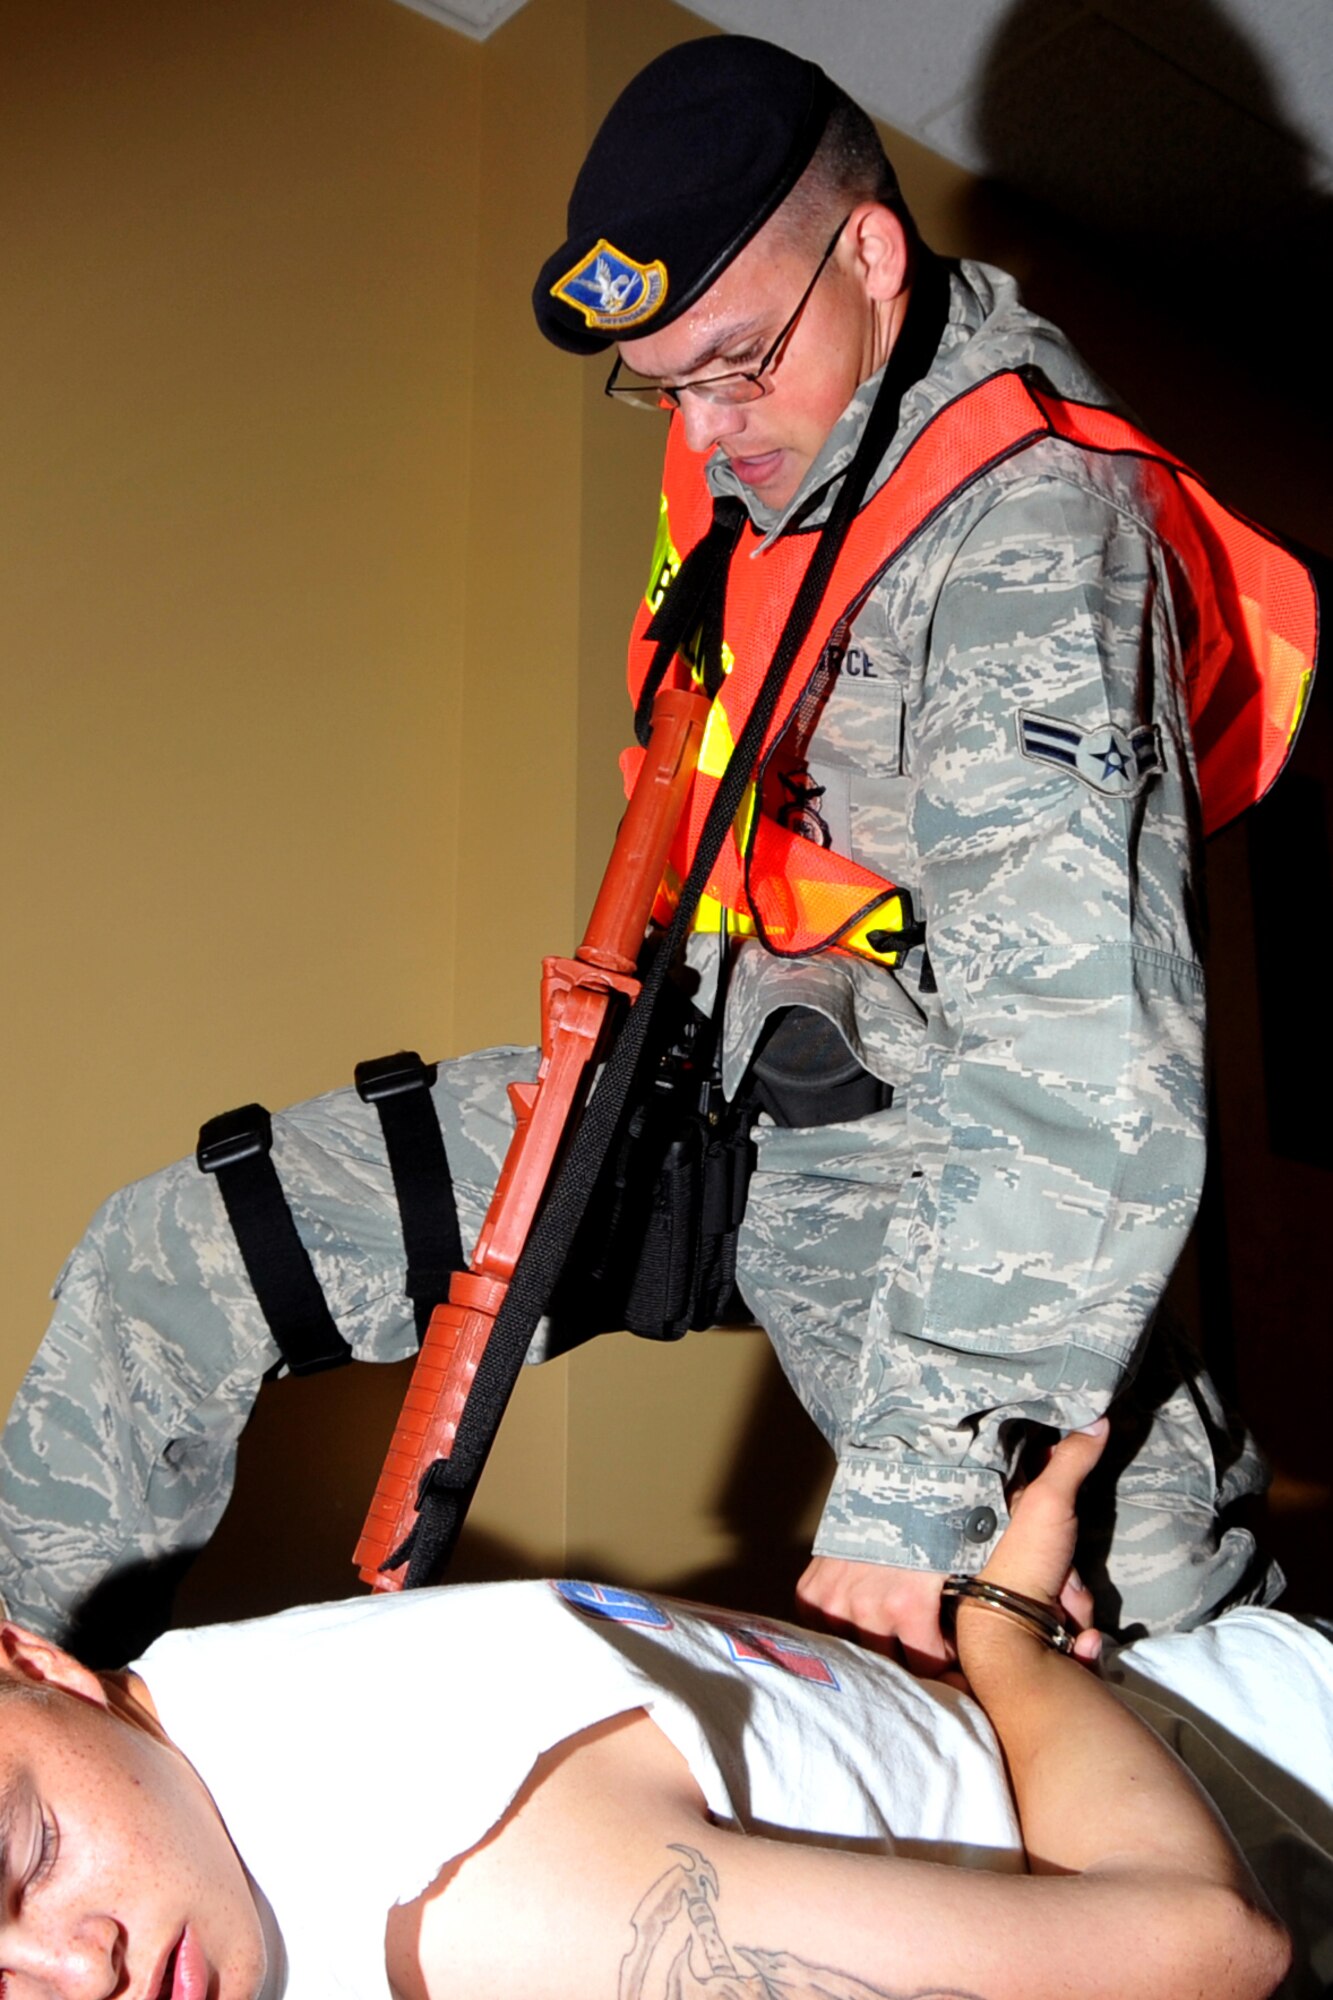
[0,261,1278,1642]
[717,260,1276,1614]
[0,1049,537,1640]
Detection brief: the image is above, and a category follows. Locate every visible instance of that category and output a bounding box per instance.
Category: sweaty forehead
[620,303,765,381]
[0,1681,55,1761]
[617,235,795,378]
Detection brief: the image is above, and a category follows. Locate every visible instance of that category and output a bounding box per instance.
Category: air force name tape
[1018,711,1164,799]
[550,238,668,333]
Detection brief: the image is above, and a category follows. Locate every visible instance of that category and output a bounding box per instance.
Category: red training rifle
[353,684,710,1589]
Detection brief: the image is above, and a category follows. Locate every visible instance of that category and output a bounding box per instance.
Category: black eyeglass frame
[603,214,853,411]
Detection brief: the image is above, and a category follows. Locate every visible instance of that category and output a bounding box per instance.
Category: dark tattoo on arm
[617,1843,986,2000]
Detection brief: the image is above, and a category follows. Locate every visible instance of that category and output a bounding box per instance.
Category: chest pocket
[795,653,911,882]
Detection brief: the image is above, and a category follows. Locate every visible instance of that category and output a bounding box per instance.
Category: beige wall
[3,0,481,1328]
[4,0,1327,1622]
[2,0,823,1620]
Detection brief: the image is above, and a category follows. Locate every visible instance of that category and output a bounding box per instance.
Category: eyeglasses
[604,214,852,412]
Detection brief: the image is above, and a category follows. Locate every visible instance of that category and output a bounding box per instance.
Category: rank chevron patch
[1018,710,1164,799]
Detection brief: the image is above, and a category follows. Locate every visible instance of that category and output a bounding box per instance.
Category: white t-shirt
[136,1586,1333,2000]
[1103,1609,1333,1999]
[136,1580,1019,2000]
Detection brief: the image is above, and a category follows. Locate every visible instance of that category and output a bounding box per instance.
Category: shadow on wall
[167,1337,830,1657]
[963,0,1332,1608]
[637,1348,835,1620]
[969,0,1333,414]
[955,0,1333,559]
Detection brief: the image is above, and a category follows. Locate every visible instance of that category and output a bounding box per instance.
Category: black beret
[534,35,837,355]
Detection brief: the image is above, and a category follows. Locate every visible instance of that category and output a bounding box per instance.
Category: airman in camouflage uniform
[0,37,1280,1651]
[720,256,1275,1630]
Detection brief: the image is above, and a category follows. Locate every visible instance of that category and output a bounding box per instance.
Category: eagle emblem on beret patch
[551,238,668,332]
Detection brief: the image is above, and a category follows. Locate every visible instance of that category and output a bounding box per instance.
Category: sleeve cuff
[814,1451,1010,1572]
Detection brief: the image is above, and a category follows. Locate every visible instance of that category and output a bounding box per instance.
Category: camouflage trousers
[0,1050,1278,1644]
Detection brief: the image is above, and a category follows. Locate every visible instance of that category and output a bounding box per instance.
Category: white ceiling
[698,0,1333,245]
[390,0,531,37]
[403,0,1332,244]
[683,0,1333,207]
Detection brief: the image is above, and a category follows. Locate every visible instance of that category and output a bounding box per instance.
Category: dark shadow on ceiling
[965,0,1333,430]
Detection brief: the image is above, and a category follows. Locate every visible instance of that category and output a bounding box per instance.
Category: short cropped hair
[774,87,916,253]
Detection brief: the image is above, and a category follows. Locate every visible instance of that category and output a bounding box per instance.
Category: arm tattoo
[617,1842,986,2000]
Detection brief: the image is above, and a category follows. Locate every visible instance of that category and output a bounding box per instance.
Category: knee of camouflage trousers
[0,1046,536,1646]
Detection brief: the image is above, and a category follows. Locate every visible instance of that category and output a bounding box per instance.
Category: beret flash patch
[1018,711,1164,798]
[550,239,668,332]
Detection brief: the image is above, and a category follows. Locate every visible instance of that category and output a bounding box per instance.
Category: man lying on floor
[0,1426,1325,2000]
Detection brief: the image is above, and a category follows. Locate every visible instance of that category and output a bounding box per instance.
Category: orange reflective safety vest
[621,367,1321,963]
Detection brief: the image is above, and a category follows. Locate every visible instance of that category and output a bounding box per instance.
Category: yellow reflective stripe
[838,894,908,966]
[688,890,907,957]
[689,638,734,691]
[698,696,734,777]
[645,491,680,614]
[736,776,757,852]
[690,894,756,937]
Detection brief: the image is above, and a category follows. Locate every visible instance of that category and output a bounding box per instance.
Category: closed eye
[8,1804,59,1909]
[29,1814,58,1892]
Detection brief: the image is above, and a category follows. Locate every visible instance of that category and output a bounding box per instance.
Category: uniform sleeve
[815,474,1208,1575]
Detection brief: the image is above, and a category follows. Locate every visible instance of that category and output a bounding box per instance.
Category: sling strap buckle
[355,1052,439,1104]
[196,1103,273,1176]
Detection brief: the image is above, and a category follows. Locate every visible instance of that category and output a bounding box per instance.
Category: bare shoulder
[385,1708,708,2000]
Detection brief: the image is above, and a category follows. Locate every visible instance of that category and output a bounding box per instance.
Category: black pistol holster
[554,976,755,1342]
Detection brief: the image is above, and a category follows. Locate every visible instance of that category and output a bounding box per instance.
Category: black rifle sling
[395,355,917,1586]
[633,496,747,744]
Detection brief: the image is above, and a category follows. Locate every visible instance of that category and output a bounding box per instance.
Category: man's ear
[845,203,911,307]
[0,1623,108,1706]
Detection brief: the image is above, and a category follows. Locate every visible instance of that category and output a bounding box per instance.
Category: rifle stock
[354,685,710,1588]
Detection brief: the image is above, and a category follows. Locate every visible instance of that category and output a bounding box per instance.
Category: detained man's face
[0,1674,266,2000]
[617,203,907,515]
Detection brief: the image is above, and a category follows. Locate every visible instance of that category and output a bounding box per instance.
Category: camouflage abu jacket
[717,258,1217,1579]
